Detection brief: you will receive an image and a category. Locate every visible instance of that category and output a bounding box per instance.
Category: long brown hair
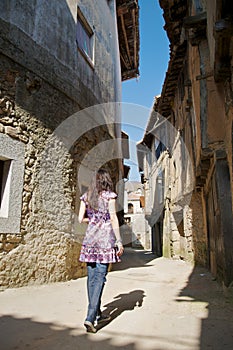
[87,168,113,209]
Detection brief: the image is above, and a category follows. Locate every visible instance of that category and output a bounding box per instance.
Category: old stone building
[0,0,139,288]
[138,0,233,288]
[122,181,150,249]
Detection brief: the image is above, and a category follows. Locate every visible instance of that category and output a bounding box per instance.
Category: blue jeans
[86,262,109,323]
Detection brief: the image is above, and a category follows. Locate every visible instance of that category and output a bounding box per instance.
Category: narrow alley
[0,248,233,350]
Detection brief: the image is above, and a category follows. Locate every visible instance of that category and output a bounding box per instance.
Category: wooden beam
[183,12,207,28]
[132,7,137,70]
[120,50,131,70]
[122,68,138,80]
[117,0,137,15]
[120,13,132,67]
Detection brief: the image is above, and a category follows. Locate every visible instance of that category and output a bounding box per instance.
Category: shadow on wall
[120,224,144,249]
[176,265,233,349]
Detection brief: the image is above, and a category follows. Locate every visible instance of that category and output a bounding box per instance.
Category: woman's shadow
[97,290,146,330]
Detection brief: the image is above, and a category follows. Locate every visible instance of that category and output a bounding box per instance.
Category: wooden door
[206,171,222,279]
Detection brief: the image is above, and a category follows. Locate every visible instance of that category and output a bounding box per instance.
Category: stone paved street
[0,248,233,350]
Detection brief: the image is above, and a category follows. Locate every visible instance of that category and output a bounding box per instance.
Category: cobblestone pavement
[0,248,233,350]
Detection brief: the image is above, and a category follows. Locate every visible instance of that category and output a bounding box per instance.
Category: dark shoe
[96,314,111,323]
[84,320,97,333]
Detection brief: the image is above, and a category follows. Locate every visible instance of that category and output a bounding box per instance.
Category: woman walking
[78,168,124,333]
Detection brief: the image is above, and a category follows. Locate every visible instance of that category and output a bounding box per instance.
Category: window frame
[76,6,95,67]
[0,134,25,233]
[0,158,12,218]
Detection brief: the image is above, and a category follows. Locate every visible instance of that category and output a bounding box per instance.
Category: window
[157,169,165,205]
[0,158,11,218]
[128,203,134,214]
[76,7,94,65]
[124,216,131,226]
[0,161,3,198]
[155,141,166,160]
[193,0,203,13]
[107,0,115,12]
[0,134,25,233]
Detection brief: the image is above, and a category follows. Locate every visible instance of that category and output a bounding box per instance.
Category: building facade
[122,181,150,249]
[138,0,233,288]
[0,0,139,288]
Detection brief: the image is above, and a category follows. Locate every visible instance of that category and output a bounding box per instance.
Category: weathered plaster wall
[189,45,202,166]
[171,1,233,284]
[190,191,208,266]
[0,0,122,288]
[0,0,121,106]
[0,59,85,288]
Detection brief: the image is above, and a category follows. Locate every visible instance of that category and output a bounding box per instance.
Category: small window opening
[76,7,94,65]
[124,216,131,226]
[0,158,12,218]
[128,203,134,214]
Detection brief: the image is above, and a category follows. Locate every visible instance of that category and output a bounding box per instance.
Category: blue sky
[122,0,170,181]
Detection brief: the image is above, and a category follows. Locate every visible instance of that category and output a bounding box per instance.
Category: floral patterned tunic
[79,190,120,263]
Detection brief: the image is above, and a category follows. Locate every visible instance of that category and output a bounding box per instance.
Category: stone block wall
[0,57,84,288]
[0,61,121,288]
